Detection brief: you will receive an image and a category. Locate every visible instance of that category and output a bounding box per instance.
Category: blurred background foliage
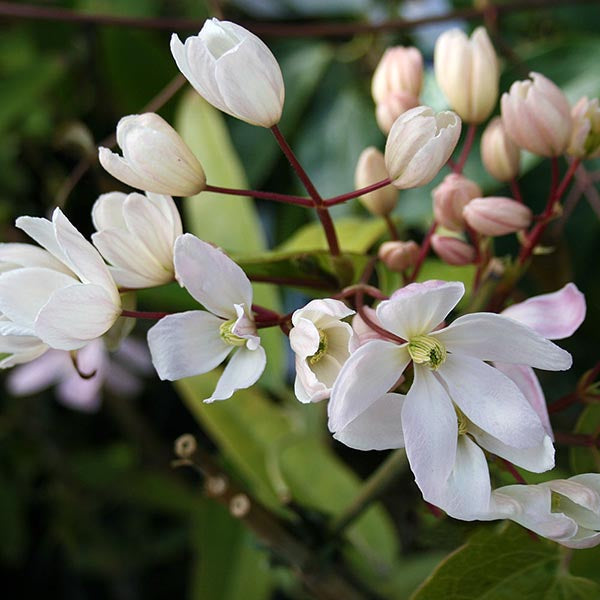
[2,0,600,598]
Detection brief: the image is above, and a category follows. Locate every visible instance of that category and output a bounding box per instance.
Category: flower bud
[501,72,572,157]
[463,197,532,236]
[354,147,397,216]
[99,113,206,197]
[378,240,420,272]
[372,46,424,105]
[432,174,482,231]
[481,117,520,182]
[431,234,476,265]
[434,27,499,124]
[375,92,420,134]
[385,106,461,189]
[568,97,600,158]
[171,19,284,127]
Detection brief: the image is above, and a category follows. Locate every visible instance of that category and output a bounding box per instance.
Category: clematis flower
[289,299,354,404]
[171,19,285,128]
[0,209,121,354]
[329,280,572,517]
[91,191,183,288]
[147,234,265,402]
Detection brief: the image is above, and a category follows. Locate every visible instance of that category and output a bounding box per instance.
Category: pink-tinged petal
[560,530,600,549]
[105,363,143,396]
[328,340,410,432]
[334,393,405,450]
[402,367,458,503]
[438,354,546,448]
[58,344,105,412]
[544,479,600,518]
[570,474,600,498]
[434,435,491,520]
[52,209,119,302]
[0,243,71,274]
[377,281,464,339]
[472,425,554,472]
[231,304,260,350]
[0,267,76,329]
[115,337,153,374]
[207,345,266,402]
[6,350,69,395]
[501,283,586,340]
[435,312,572,370]
[147,311,231,381]
[15,215,68,265]
[174,234,252,319]
[34,284,121,350]
[494,362,552,438]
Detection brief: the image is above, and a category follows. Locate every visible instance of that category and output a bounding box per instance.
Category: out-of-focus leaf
[230,0,369,18]
[412,524,600,599]
[570,404,600,473]
[0,472,26,563]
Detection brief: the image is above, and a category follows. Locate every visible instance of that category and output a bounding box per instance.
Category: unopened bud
[375,92,420,134]
[431,234,476,265]
[501,72,572,157]
[432,174,482,231]
[378,240,420,272]
[372,46,424,104]
[463,197,532,236]
[434,27,499,124]
[481,117,520,182]
[355,147,397,216]
[568,97,600,159]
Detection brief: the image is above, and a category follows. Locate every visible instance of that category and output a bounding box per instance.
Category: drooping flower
[289,299,354,404]
[329,280,571,517]
[147,234,265,402]
[91,191,182,288]
[0,209,121,354]
[171,19,285,128]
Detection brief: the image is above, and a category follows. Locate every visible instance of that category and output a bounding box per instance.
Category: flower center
[219,319,247,347]
[308,330,328,365]
[550,491,563,513]
[455,405,469,436]
[407,335,446,370]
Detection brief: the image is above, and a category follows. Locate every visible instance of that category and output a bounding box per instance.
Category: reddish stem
[408,221,438,283]
[455,124,477,174]
[510,178,523,203]
[554,432,597,447]
[121,309,169,320]
[324,178,393,207]
[204,184,312,207]
[499,458,527,484]
[384,214,399,240]
[548,392,580,414]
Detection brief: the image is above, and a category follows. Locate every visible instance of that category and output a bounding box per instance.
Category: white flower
[91,191,183,288]
[482,474,600,548]
[171,19,285,128]
[147,234,265,402]
[0,209,121,353]
[385,106,461,189]
[289,299,354,404]
[98,113,206,196]
[328,281,572,517]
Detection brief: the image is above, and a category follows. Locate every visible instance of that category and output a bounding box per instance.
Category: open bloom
[171,19,284,128]
[147,234,265,402]
[0,209,121,354]
[99,113,206,197]
[92,191,182,288]
[385,106,461,189]
[329,281,571,517]
[289,299,354,404]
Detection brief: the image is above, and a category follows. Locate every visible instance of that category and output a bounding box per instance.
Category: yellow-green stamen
[455,405,469,436]
[407,335,447,370]
[308,330,328,365]
[219,319,247,347]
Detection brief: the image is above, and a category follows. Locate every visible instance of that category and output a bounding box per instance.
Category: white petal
[294,357,329,404]
[91,192,128,231]
[291,298,354,327]
[402,367,458,503]
[435,312,572,370]
[35,284,121,350]
[377,281,464,339]
[15,215,68,265]
[438,354,546,448]
[174,234,252,319]
[147,311,231,381]
[207,345,266,402]
[544,479,600,518]
[328,340,410,432]
[501,283,586,340]
[0,267,76,329]
[0,243,71,273]
[559,530,600,549]
[0,334,48,368]
[289,317,320,358]
[334,393,405,450]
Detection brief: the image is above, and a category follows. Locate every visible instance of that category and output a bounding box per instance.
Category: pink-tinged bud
[501,72,572,157]
[432,174,482,231]
[378,240,420,272]
[372,46,424,105]
[434,27,499,124]
[385,106,462,189]
[463,196,532,236]
[431,234,476,265]
[375,92,420,135]
[481,117,520,182]
[568,97,600,158]
[355,147,397,216]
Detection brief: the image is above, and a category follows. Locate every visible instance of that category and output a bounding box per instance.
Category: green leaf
[412,524,600,600]
[570,404,600,473]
